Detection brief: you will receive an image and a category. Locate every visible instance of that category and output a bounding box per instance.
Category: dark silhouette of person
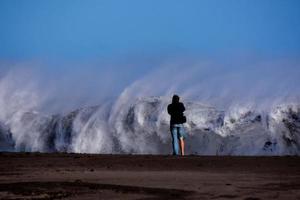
[167,95,186,155]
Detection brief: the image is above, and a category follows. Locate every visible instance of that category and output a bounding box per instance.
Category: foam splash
[0,93,299,155]
[0,59,299,155]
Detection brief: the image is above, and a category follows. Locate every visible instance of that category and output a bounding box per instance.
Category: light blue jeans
[170,124,186,155]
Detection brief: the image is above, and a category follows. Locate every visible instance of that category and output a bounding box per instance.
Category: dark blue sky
[1,0,300,61]
[0,0,299,112]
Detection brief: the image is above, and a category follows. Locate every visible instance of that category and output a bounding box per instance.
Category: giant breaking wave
[1,60,300,155]
[0,95,299,155]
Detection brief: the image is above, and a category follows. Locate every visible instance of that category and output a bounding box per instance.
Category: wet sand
[0,153,300,199]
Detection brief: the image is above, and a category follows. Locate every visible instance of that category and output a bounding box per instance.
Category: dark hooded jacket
[167,98,185,125]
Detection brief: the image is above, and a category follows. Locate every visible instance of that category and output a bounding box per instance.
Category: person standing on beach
[167,95,187,156]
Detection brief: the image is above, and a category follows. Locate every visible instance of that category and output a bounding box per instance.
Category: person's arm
[181,103,185,112]
[167,104,172,115]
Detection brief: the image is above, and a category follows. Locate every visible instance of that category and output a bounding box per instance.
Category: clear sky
[0,0,300,112]
[0,0,300,61]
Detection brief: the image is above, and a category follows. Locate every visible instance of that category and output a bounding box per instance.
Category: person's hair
[172,94,180,104]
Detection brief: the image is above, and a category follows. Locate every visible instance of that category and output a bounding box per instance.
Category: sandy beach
[0,153,299,199]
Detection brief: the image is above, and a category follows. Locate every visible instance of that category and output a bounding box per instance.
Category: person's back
[167,95,186,156]
[167,101,185,125]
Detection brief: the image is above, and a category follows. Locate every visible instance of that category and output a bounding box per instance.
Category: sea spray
[0,59,299,155]
[0,95,299,155]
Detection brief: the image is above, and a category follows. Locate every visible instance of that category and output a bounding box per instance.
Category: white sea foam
[0,60,299,155]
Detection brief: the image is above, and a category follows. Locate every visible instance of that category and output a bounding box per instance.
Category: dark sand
[0,153,300,199]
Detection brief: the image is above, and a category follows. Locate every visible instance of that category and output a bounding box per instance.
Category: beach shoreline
[0,153,299,199]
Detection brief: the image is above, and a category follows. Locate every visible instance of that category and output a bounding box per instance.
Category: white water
[0,93,299,155]
[0,61,299,155]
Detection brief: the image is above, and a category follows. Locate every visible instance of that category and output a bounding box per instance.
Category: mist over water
[0,57,299,155]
